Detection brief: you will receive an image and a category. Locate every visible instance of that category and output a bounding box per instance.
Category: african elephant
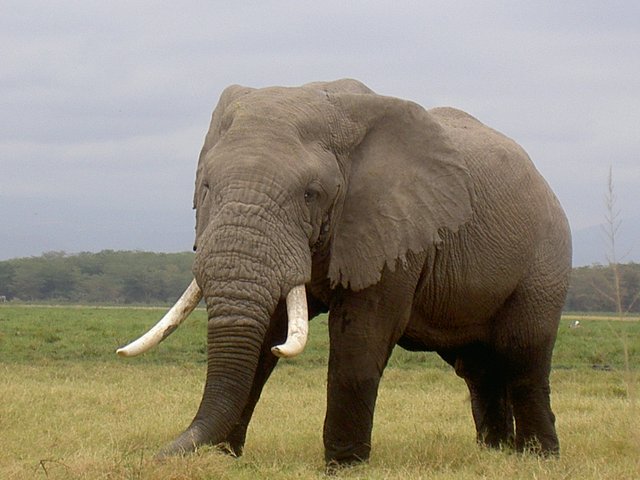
[118,79,571,466]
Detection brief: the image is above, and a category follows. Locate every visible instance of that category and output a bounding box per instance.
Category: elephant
[118,79,572,467]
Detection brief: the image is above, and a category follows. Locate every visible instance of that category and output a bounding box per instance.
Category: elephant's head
[118,79,473,454]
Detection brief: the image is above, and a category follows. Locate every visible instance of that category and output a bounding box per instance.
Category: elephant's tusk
[271,284,309,358]
[116,279,202,357]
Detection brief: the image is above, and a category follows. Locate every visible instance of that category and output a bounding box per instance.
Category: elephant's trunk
[159,308,266,456]
[159,285,309,455]
[159,195,312,455]
[159,291,308,456]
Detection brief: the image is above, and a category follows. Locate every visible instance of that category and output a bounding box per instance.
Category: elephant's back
[428,106,567,237]
[428,107,534,175]
[421,107,572,323]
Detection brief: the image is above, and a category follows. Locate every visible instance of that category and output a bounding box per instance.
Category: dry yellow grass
[1,362,639,479]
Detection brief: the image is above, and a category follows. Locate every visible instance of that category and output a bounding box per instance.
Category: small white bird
[569,320,581,329]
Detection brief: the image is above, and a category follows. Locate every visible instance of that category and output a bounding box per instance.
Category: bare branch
[625,289,640,314]
[589,279,617,306]
[602,166,623,315]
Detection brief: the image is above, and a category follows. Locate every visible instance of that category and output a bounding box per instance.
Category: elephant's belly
[399,314,492,351]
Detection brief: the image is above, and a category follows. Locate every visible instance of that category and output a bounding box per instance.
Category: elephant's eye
[201,183,210,202]
[304,187,320,205]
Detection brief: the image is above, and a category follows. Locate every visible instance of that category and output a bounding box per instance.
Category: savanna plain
[0,305,638,479]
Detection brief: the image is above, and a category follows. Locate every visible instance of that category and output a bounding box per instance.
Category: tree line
[0,251,193,304]
[0,251,639,312]
[564,263,640,313]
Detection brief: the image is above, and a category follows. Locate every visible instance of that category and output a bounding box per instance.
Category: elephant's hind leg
[447,346,515,449]
[492,278,564,455]
[508,372,558,455]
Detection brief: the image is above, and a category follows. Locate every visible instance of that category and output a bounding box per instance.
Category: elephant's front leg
[323,271,419,467]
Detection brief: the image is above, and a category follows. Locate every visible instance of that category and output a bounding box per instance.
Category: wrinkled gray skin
[160,79,571,466]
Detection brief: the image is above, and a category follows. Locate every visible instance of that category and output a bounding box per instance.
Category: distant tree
[621,265,640,312]
[565,263,640,313]
[598,167,640,315]
[0,262,15,298]
[0,250,195,304]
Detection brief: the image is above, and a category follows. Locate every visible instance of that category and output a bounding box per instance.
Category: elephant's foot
[477,421,557,457]
[510,381,559,456]
[477,429,515,451]
[217,426,247,457]
[514,431,559,457]
[475,405,515,450]
[324,444,370,475]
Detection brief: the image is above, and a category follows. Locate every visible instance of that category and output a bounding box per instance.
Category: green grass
[554,316,639,370]
[1,306,639,479]
[0,305,210,365]
[2,306,638,370]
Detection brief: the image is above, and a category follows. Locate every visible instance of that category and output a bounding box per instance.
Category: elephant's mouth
[116,280,309,358]
[311,214,332,254]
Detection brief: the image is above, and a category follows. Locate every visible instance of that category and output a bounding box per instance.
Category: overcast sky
[1,1,639,264]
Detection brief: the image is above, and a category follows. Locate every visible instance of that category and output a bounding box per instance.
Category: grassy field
[0,305,638,479]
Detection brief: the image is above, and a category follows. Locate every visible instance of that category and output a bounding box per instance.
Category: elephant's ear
[193,85,255,209]
[328,94,475,291]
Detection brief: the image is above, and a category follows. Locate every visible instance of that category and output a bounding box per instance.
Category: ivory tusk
[116,279,202,357]
[271,284,309,358]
